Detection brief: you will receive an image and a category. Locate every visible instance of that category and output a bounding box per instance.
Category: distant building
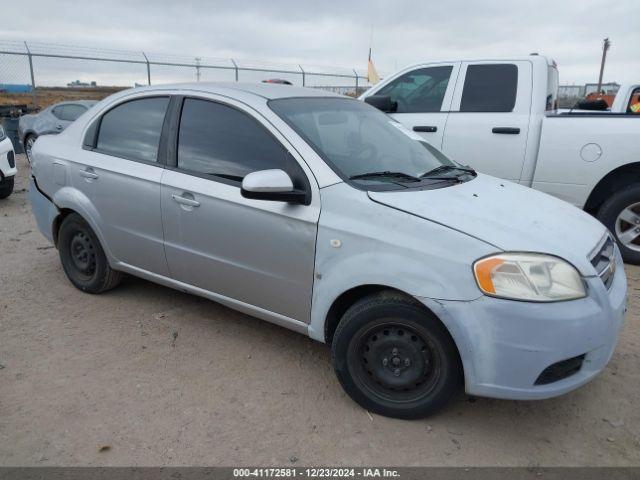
[67,80,98,88]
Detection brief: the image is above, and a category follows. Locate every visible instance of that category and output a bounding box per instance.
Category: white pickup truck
[360,55,640,263]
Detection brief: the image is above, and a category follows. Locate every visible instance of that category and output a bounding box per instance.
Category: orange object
[474,258,505,294]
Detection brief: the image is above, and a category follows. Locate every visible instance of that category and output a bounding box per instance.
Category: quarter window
[52,104,88,121]
[96,97,169,162]
[376,66,453,113]
[460,64,518,112]
[177,98,291,181]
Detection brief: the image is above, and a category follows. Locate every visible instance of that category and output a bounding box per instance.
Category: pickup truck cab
[361,56,640,263]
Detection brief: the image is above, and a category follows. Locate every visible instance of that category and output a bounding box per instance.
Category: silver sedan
[18,100,97,162]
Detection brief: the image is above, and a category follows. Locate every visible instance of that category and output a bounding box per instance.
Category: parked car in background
[0,124,17,199]
[28,83,626,419]
[360,56,640,264]
[18,100,97,163]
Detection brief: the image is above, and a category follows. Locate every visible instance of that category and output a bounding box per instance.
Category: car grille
[589,235,615,289]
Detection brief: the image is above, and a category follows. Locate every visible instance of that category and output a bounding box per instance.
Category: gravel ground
[1,153,639,466]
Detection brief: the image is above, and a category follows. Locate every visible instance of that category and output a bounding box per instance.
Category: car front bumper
[419,250,627,400]
[0,137,17,178]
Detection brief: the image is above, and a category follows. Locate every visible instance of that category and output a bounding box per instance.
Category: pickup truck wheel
[597,185,640,264]
[331,292,462,419]
[24,135,36,164]
[0,176,14,199]
[58,213,123,293]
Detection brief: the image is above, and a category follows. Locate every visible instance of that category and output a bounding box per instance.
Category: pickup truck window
[376,66,453,113]
[460,64,518,112]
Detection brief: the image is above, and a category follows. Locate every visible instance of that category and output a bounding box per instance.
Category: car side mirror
[364,95,398,113]
[241,169,307,204]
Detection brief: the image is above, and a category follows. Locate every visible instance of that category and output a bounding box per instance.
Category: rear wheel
[58,213,123,293]
[331,292,462,419]
[597,185,640,264]
[0,176,14,199]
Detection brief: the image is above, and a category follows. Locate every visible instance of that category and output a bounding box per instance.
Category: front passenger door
[371,63,459,148]
[161,97,320,322]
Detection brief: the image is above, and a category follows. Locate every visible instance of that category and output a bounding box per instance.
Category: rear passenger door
[441,61,532,181]
[76,96,170,276]
[373,63,459,148]
[160,96,319,322]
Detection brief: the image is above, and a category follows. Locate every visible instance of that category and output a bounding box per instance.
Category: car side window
[376,66,453,113]
[51,106,65,120]
[177,98,293,181]
[96,97,169,162]
[460,64,518,112]
[59,104,87,121]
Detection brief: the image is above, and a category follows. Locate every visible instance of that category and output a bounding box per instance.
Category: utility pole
[596,37,611,93]
[195,57,202,82]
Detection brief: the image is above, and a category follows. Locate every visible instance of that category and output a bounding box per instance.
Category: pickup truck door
[441,61,532,181]
[371,63,460,149]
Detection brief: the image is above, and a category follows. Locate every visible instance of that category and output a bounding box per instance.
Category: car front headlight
[0,124,6,142]
[473,253,586,302]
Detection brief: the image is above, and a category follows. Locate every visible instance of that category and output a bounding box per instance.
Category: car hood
[367,173,607,275]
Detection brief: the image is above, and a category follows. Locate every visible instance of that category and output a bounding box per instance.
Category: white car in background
[0,124,17,199]
[361,55,640,264]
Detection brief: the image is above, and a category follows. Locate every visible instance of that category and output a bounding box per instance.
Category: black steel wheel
[332,292,462,419]
[58,213,123,293]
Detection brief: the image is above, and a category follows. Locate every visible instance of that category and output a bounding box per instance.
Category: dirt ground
[1,154,639,467]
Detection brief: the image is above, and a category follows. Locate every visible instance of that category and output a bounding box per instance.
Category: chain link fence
[0,40,373,112]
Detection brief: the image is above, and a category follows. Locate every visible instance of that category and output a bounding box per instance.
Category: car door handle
[79,168,99,180]
[171,194,200,207]
[492,127,520,134]
[413,126,438,133]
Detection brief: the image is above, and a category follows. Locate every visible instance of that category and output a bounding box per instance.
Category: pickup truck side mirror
[241,169,307,204]
[364,95,398,113]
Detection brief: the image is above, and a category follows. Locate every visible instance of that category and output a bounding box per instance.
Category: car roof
[51,100,99,108]
[129,82,344,100]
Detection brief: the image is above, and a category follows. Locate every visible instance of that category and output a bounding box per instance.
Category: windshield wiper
[420,164,475,179]
[349,171,421,182]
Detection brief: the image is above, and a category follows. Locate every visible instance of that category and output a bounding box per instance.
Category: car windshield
[269,97,468,189]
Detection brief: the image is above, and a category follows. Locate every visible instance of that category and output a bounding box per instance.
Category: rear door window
[376,66,453,113]
[96,97,169,162]
[59,104,87,121]
[460,64,518,112]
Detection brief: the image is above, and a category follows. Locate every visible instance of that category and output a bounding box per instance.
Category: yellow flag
[367,48,380,84]
[368,59,380,85]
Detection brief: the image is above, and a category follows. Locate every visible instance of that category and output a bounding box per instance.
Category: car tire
[58,213,123,293]
[596,185,640,265]
[0,176,14,199]
[331,291,462,419]
[24,134,37,164]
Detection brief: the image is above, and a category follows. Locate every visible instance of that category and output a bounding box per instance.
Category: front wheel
[331,292,462,419]
[58,213,123,293]
[596,185,640,265]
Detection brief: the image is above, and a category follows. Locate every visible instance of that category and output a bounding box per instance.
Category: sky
[1,0,638,86]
